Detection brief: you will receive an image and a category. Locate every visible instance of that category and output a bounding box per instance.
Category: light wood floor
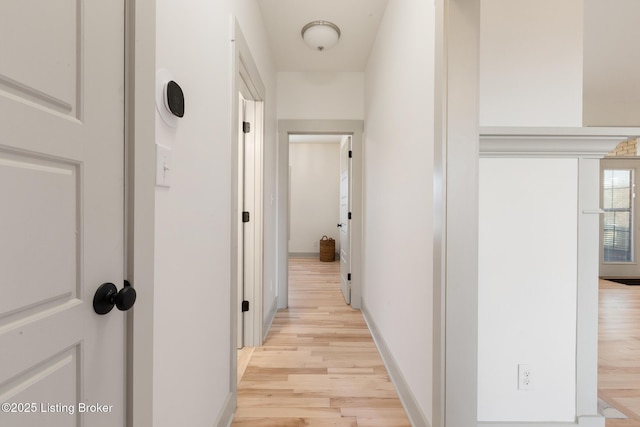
[599,279,640,426]
[237,346,255,386]
[233,265,640,426]
[232,258,411,427]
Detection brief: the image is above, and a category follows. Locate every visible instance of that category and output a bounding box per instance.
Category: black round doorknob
[115,283,137,311]
[93,281,137,315]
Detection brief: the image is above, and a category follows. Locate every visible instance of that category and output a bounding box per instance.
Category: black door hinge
[242,300,250,312]
[348,212,352,220]
[243,122,251,134]
[347,273,351,281]
[242,211,250,223]
[348,150,352,158]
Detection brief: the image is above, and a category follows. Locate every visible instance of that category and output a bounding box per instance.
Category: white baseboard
[288,252,318,258]
[288,252,339,260]
[361,306,603,427]
[263,298,278,340]
[577,415,606,427]
[361,301,431,427]
[479,415,605,427]
[214,391,236,427]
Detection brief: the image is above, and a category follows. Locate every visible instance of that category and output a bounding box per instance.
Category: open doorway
[276,120,363,310]
[600,157,640,279]
[288,134,352,304]
[597,143,640,423]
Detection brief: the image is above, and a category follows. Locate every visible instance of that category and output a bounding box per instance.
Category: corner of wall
[361,302,431,427]
[263,297,278,340]
[213,392,236,427]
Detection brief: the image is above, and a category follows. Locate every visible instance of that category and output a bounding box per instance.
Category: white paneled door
[0,1,126,426]
[339,136,352,304]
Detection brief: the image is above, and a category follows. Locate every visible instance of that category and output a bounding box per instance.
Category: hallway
[231,258,411,426]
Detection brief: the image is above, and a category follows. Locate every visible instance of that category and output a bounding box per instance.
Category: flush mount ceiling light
[301,20,341,51]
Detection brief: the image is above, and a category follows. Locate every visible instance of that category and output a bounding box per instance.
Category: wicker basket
[319,235,335,262]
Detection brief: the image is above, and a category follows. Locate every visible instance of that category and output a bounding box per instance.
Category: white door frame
[128,0,157,425]
[277,120,363,310]
[231,20,265,353]
[339,135,352,305]
[237,95,265,350]
[433,0,480,425]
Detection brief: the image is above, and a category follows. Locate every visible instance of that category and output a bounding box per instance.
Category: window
[603,169,634,262]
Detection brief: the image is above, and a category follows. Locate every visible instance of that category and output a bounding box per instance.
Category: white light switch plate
[156,144,172,188]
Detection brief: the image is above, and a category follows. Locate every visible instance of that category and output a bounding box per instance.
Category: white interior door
[600,158,640,278]
[238,93,257,348]
[0,1,126,426]
[242,98,257,346]
[339,136,352,304]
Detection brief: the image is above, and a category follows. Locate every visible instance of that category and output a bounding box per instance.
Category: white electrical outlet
[518,364,533,390]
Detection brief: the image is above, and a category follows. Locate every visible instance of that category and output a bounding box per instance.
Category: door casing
[237,94,264,349]
[432,0,480,425]
[339,135,352,304]
[231,20,266,354]
[127,0,157,425]
[277,120,363,310]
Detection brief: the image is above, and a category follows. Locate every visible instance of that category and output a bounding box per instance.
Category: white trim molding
[433,1,481,425]
[361,302,431,427]
[479,415,604,427]
[288,252,323,259]
[263,298,278,341]
[480,127,640,158]
[232,18,266,350]
[214,392,236,427]
[128,0,156,425]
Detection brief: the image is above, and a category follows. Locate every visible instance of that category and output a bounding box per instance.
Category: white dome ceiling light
[301,20,341,51]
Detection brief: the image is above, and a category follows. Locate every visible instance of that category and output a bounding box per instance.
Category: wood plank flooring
[599,279,640,426]
[233,263,640,426]
[237,346,255,386]
[232,258,411,427]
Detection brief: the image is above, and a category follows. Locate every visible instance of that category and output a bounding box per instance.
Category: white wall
[278,72,364,120]
[479,0,583,127]
[478,157,578,422]
[289,142,340,254]
[154,2,232,426]
[363,0,434,422]
[154,0,276,425]
[583,0,640,126]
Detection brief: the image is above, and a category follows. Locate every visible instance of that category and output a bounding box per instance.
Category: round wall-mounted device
[164,80,184,118]
[156,69,185,127]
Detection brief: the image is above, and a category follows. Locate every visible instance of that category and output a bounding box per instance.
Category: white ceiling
[257,0,389,72]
